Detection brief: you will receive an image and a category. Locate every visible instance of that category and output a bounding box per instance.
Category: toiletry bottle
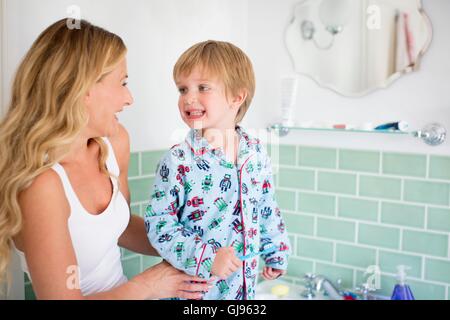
[280,76,298,127]
[391,265,415,300]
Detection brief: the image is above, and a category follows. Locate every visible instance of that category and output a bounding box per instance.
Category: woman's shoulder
[19,168,68,210]
[18,167,71,246]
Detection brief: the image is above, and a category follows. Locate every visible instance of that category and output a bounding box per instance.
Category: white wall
[0,0,5,117]
[2,0,449,156]
[2,0,249,151]
[245,0,450,155]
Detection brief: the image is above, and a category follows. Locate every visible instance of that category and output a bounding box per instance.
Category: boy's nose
[185,96,197,106]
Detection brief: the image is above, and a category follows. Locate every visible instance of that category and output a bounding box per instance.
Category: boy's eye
[178,87,187,94]
[122,82,128,87]
[199,85,210,92]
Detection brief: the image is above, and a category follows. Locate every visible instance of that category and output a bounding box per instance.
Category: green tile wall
[24,146,450,300]
[273,145,449,300]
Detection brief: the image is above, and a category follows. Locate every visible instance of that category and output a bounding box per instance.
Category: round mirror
[285,0,432,96]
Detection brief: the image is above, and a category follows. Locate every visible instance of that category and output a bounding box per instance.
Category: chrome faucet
[301,273,344,300]
[301,273,317,299]
[314,275,343,300]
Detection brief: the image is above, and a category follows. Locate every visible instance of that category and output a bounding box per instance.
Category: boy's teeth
[189,111,204,116]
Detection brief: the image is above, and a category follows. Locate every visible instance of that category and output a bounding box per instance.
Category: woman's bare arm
[109,124,158,256]
[17,170,208,300]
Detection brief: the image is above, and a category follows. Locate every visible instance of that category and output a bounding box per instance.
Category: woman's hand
[211,247,242,279]
[261,266,286,280]
[131,260,212,300]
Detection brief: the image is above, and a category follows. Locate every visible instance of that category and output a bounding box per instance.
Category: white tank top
[14,138,130,296]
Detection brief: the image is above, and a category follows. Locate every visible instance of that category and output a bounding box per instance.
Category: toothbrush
[374,121,409,132]
[238,246,278,261]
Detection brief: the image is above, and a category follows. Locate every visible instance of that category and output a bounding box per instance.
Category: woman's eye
[122,82,128,87]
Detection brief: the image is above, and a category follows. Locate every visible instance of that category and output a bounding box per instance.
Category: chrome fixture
[314,275,343,300]
[412,122,447,146]
[301,0,351,50]
[301,273,317,299]
[267,122,447,146]
[301,273,343,300]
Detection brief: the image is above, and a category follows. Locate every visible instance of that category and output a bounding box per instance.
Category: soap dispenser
[391,265,415,300]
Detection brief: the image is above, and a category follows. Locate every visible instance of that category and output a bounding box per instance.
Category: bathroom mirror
[285,0,432,96]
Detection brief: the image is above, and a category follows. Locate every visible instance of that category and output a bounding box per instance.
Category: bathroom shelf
[266,123,447,146]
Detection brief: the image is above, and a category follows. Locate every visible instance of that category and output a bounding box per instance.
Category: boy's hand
[211,247,242,279]
[262,266,286,280]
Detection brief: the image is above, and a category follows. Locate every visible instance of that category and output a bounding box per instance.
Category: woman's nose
[125,89,134,107]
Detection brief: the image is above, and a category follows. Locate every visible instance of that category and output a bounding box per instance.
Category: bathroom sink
[254,279,330,300]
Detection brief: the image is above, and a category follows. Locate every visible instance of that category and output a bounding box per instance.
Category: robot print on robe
[145,127,292,300]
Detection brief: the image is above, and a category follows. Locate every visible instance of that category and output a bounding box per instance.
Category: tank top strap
[50,162,83,210]
[102,137,120,177]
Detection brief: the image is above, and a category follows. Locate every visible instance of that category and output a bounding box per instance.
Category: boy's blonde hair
[173,40,255,124]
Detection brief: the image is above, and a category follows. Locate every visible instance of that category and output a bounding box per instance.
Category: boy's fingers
[227,247,235,255]
[262,270,271,280]
[232,257,242,267]
[229,265,239,273]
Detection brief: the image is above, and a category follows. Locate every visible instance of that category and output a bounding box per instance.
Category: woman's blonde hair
[173,40,255,124]
[0,18,127,287]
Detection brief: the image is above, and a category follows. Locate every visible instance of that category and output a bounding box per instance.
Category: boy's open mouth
[186,110,206,119]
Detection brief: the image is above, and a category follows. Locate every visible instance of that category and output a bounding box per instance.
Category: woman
[0,18,211,299]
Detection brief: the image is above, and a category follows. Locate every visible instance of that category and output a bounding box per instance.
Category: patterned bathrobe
[144,127,291,300]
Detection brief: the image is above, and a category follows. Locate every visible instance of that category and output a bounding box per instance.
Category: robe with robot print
[145,127,291,300]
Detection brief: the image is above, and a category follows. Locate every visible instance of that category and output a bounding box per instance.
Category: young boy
[144,40,291,300]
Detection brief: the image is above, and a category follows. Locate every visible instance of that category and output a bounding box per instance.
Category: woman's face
[85,58,133,137]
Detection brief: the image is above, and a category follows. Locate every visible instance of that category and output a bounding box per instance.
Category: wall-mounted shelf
[267,123,447,146]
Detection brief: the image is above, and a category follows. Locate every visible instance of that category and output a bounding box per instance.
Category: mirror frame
[285,0,433,97]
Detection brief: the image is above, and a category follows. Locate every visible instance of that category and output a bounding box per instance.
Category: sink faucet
[314,275,343,300]
[301,273,317,299]
[301,273,344,300]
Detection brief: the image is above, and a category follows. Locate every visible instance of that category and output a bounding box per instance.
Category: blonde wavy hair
[173,40,255,124]
[0,18,127,288]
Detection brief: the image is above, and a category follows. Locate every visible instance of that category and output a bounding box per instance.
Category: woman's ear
[230,89,247,110]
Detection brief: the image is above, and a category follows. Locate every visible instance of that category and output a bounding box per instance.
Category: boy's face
[175,67,241,131]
